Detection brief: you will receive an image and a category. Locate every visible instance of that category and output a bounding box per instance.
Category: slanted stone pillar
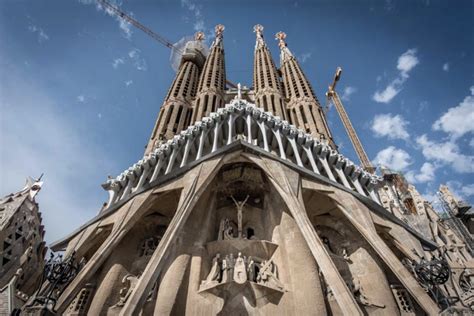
[279,210,326,314]
[153,254,191,314]
[88,262,126,314]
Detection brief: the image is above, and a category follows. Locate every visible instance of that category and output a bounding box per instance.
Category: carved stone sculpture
[233,252,247,284]
[247,257,256,282]
[257,259,284,290]
[115,274,139,307]
[352,277,385,309]
[202,254,221,286]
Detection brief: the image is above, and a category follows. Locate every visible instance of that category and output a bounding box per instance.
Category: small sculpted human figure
[234,252,248,284]
[221,256,230,283]
[247,257,256,282]
[202,254,221,286]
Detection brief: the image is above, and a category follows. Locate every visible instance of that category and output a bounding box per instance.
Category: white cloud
[193,20,205,32]
[373,146,412,171]
[341,86,357,101]
[77,95,85,103]
[118,17,133,39]
[418,100,429,112]
[28,25,49,43]
[373,85,399,103]
[373,49,419,103]
[102,3,133,39]
[371,113,409,140]
[470,138,474,148]
[128,48,147,71]
[181,0,206,31]
[112,58,125,69]
[384,0,395,11]
[80,0,133,39]
[405,162,436,183]
[442,63,450,72]
[299,52,312,63]
[0,69,115,244]
[462,184,474,197]
[125,80,133,86]
[416,134,474,173]
[433,86,474,139]
[397,49,419,77]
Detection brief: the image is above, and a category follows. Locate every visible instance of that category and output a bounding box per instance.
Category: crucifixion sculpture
[231,195,249,239]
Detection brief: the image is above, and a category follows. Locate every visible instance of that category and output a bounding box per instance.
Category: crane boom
[97,0,238,88]
[98,0,176,50]
[326,67,375,173]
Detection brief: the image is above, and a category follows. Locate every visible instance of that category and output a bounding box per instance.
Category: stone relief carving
[458,269,474,307]
[115,274,139,307]
[352,277,385,308]
[139,236,161,257]
[201,252,283,290]
[256,259,284,290]
[218,218,237,240]
[114,274,158,308]
[217,194,259,241]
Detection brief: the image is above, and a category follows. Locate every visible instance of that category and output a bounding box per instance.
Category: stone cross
[237,83,242,100]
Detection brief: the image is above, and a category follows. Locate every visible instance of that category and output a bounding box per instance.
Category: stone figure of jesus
[231,195,249,239]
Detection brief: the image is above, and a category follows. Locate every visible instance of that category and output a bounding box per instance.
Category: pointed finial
[194,31,205,41]
[254,24,265,49]
[253,24,264,36]
[215,24,225,37]
[275,31,287,49]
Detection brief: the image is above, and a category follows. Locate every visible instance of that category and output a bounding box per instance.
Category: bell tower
[252,24,287,120]
[276,31,335,148]
[191,24,227,123]
[145,32,206,155]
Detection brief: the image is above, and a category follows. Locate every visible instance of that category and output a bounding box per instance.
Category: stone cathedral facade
[23,25,473,315]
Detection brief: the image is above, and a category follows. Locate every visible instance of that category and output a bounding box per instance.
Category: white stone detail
[102,99,383,210]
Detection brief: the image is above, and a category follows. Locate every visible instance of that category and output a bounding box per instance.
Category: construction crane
[326,67,376,173]
[97,0,237,88]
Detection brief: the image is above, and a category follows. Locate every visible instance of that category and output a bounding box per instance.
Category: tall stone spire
[253,25,287,120]
[144,32,205,155]
[191,24,226,123]
[275,31,336,148]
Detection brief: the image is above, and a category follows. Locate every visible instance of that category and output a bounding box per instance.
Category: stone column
[184,247,210,315]
[88,262,126,314]
[153,253,191,315]
[349,247,398,315]
[280,210,327,314]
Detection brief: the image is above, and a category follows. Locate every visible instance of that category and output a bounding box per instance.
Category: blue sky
[1,0,473,244]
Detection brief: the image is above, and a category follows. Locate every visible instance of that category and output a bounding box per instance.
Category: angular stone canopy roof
[102,98,383,213]
[50,103,439,250]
